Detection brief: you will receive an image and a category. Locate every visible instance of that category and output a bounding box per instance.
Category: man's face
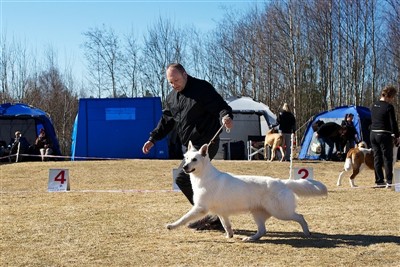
[167,68,187,92]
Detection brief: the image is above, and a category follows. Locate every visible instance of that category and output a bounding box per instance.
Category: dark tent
[71,97,169,160]
[299,105,371,160]
[0,103,61,159]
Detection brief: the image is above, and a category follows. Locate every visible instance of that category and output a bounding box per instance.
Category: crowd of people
[310,85,399,188]
[0,128,53,162]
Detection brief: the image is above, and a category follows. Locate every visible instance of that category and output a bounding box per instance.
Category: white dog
[166,141,328,241]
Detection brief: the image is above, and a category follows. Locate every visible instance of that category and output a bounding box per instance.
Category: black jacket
[371,100,399,138]
[149,75,233,147]
[277,111,296,134]
[316,122,342,139]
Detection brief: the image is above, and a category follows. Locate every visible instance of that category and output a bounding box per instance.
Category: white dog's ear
[199,144,208,157]
[188,141,194,151]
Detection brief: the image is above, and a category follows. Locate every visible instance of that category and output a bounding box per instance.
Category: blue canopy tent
[71,97,169,160]
[299,105,371,160]
[0,103,61,158]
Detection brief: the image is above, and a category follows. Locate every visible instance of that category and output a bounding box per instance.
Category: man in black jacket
[142,63,233,230]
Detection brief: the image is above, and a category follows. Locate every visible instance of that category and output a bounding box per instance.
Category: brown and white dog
[264,128,285,161]
[337,141,373,187]
[337,141,399,187]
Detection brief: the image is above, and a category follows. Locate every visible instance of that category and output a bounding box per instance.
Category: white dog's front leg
[166,206,207,230]
[218,215,233,238]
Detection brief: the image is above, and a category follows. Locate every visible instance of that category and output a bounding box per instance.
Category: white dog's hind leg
[166,206,207,230]
[274,212,310,236]
[218,215,234,238]
[292,213,310,236]
[242,210,269,242]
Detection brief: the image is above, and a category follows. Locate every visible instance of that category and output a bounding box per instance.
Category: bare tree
[0,32,9,99]
[386,0,400,87]
[0,35,31,102]
[120,30,140,97]
[141,17,187,103]
[24,63,78,156]
[83,25,121,98]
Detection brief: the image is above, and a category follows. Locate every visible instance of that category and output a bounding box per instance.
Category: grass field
[1,159,399,267]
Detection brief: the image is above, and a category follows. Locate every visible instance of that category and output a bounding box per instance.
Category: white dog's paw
[336,182,341,186]
[166,223,176,230]
[225,232,233,239]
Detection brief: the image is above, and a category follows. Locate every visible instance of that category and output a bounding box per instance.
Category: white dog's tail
[283,179,328,197]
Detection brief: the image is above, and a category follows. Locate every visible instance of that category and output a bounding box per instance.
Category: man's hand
[395,137,400,147]
[222,116,233,130]
[142,141,154,154]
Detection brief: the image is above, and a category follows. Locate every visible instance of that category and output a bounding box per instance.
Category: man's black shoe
[188,215,224,231]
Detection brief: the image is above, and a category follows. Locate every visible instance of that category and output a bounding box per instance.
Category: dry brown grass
[1,159,399,267]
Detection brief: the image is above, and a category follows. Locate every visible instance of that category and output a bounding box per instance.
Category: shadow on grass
[232,230,400,247]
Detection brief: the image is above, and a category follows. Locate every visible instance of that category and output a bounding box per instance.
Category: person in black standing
[276,103,296,161]
[142,63,234,230]
[341,113,359,153]
[370,85,399,188]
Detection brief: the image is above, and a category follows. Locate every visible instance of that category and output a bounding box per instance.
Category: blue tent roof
[0,103,61,156]
[299,105,371,160]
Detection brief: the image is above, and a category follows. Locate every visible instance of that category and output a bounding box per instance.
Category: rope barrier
[0,153,137,162]
[1,183,397,195]
[0,189,178,194]
[2,145,398,194]
[1,115,232,163]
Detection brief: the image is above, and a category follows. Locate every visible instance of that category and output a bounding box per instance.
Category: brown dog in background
[264,128,285,161]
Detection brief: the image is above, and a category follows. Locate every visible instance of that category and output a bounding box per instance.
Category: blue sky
[1,0,259,81]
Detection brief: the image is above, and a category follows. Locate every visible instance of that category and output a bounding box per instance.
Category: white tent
[216,96,277,160]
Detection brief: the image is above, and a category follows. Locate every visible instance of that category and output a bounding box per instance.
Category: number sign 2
[48,169,70,192]
[292,167,314,180]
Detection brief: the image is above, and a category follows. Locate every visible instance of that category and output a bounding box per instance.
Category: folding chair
[247,135,265,161]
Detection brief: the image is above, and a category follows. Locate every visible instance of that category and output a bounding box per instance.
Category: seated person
[35,128,53,161]
[8,131,30,162]
[0,140,7,159]
[315,122,347,161]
